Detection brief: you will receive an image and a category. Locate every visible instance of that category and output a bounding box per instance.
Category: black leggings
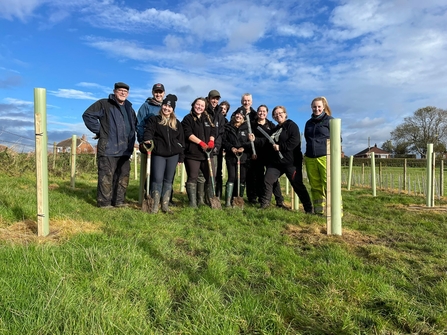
[185,159,210,184]
[225,158,246,184]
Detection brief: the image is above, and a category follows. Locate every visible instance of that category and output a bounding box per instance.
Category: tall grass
[1,153,447,334]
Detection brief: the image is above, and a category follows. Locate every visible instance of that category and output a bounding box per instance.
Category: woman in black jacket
[247,105,287,208]
[181,97,216,208]
[222,110,252,207]
[256,106,312,213]
[143,94,184,213]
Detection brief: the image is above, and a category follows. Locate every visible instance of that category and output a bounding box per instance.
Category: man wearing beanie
[136,83,165,204]
[196,89,226,205]
[83,82,137,208]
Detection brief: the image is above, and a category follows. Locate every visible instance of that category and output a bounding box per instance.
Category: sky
[0,0,446,156]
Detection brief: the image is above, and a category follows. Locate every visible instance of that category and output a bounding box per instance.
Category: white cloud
[0,0,48,21]
[49,89,98,100]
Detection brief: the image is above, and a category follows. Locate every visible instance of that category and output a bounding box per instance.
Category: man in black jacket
[197,89,226,205]
[82,82,137,208]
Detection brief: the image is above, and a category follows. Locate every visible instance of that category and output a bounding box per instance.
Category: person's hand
[248,133,255,142]
[139,142,147,154]
[237,147,244,153]
[207,140,214,149]
[273,144,280,151]
[199,141,208,150]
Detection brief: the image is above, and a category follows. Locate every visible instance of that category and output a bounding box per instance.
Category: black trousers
[262,164,312,212]
[185,159,210,184]
[247,158,284,204]
[97,155,131,207]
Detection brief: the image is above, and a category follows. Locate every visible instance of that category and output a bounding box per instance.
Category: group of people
[82,82,334,215]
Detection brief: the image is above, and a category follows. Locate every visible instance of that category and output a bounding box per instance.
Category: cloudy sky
[0,0,446,155]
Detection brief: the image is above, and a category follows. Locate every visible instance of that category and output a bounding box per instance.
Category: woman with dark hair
[142,94,184,213]
[222,110,252,207]
[255,106,312,213]
[304,96,334,215]
[181,97,216,208]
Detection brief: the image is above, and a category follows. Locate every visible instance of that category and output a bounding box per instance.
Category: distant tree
[381,140,394,153]
[390,106,447,157]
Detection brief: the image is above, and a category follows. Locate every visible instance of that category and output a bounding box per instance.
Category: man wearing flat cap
[83,82,137,208]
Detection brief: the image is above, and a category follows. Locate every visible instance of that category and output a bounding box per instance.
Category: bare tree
[390,106,447,157]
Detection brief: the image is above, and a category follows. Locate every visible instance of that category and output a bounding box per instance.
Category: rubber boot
[150,183,162,213]
[186,183,197,208]
[225,183,234,207]
[215,181,222,199]
[239,183,245,198]
[151,191,161,213]
[161,184,173,213]
[197,182,205,206]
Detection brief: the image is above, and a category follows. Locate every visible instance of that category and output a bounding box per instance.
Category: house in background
[353,143,391,159]
[56,134,95,154]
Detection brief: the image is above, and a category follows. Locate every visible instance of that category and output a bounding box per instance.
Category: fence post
[34,88,49,237]
[52,142,57,169]
[403,159,407,191]
[347,156,353,190]
[371,153,376,197]
[441,160,444,197]
[70,135,77,189]
[426,143,433,206]
[133,147,138,180]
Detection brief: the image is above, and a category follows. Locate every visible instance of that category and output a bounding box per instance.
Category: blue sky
[0,0,446,155]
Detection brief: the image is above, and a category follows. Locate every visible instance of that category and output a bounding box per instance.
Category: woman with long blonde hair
[143,94,184,213]
[304,96,334,215]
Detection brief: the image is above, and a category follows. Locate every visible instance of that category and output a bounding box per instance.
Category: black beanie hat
[163,94,177,111]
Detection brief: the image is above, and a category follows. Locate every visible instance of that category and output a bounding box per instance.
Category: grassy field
[1,153,447,334]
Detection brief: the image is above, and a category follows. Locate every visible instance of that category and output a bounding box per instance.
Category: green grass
[1,154,447,334]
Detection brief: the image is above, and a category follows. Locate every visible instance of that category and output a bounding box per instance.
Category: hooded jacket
[136,97,162,142]
[82,94,136,157]
[304,112,333,158]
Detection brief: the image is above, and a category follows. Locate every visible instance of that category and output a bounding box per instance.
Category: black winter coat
[206,104,226,154]
[264,119,302,166]
[181,113,217,160]
[143,115,185,162]
[304,112,333,158]
[82,94,136,157]
[222,122,252,165]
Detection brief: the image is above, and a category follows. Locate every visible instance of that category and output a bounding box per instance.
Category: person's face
[161,104,173,117]
[257,107,268,121]
[209,96,220,108]
[242,95,252,110]
[273,108,287,124]
[312,100,324,116]
[220,105,228,116]
[114,88,129,104]
[153,90,165,103]
[234,113,243,123]
[194,100,206,115]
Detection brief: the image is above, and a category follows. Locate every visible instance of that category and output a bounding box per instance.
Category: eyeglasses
[116,89,128,93]
[273,112,285,117]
